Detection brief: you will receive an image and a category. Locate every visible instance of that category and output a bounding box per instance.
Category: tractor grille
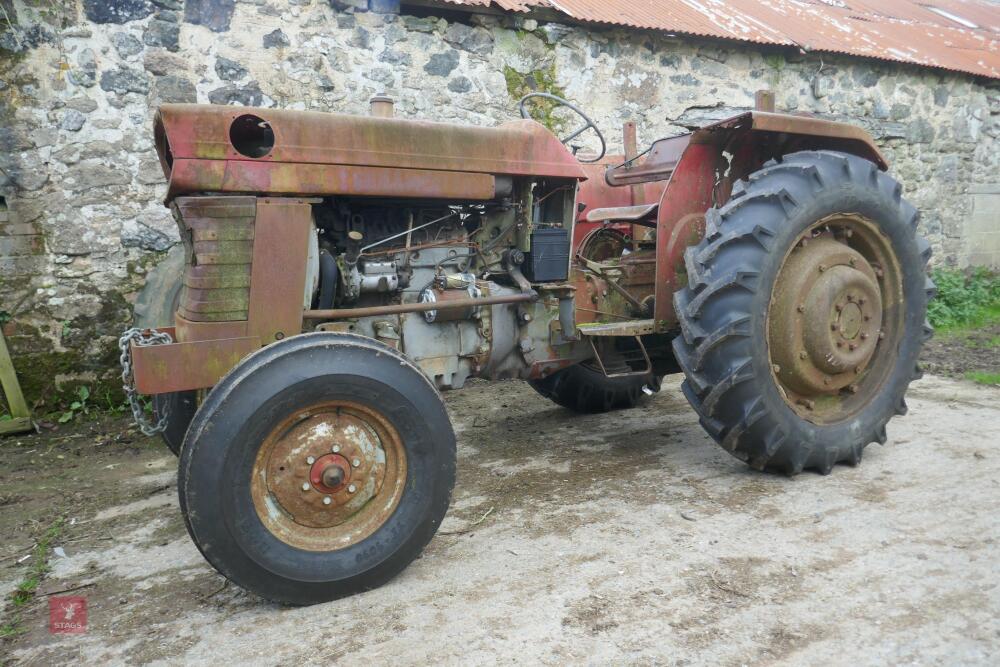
[172,196,256,322]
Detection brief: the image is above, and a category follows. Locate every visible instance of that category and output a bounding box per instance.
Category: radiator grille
[172,196,256,322]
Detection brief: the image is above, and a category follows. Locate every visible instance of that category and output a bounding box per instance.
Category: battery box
[524,226,570,282]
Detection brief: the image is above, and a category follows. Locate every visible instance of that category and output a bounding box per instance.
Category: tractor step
[585,334,652,378]
[584,203,658,226]
[577,319,657,337]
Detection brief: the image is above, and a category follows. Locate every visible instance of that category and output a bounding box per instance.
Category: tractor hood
[153,104,587,202]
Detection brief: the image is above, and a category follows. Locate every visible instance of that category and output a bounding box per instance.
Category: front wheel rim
[249,400,407,551]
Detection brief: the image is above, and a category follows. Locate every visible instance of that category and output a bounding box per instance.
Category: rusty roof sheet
[435,0,1000,78]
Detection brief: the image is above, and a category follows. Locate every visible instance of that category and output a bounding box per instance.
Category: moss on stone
[5,286,133,410]
[763,53,785,88]
[503,63,568,134]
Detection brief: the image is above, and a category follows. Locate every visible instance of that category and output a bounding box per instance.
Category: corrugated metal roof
[434,0,1000,78]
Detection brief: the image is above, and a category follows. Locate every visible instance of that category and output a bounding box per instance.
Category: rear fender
[650,111,887,329]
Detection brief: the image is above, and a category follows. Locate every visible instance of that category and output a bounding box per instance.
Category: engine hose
[318,250,339,310]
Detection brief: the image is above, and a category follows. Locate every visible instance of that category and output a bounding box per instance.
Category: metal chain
[119,327,173,436]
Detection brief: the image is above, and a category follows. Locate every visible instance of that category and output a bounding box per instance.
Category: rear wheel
[178,333,455,604]
[152,391,197,456]
[672,151,933,475]
[529,361,659,413]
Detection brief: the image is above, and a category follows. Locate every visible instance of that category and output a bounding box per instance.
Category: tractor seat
[585,203,658,224]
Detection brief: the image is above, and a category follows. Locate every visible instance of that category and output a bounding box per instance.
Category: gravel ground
[2,373,999,666]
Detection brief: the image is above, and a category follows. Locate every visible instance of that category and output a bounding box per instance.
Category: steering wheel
[519,92,606,163]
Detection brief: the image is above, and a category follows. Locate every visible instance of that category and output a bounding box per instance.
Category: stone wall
[1,0,997,406]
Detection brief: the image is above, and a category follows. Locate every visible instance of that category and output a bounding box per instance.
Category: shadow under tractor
[124,92,934,604]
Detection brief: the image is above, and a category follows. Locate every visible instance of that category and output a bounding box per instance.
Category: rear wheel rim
[249,400,407,551]
[767,214,904,424]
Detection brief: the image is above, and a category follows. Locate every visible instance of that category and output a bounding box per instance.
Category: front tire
[178,332,456,604]
[672,151,933,475]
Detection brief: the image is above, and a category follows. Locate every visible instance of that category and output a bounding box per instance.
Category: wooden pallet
[0,328,32,435]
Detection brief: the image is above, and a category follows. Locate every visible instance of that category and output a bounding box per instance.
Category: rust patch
[767,215,904,423]
[247,199,313,344]
[168,159,498,201]
[249,400,406,552]
[131,336,260,394]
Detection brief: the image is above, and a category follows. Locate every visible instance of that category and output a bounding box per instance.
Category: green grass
[927,267,1000,333]
[0,518,64,639]
[966,371,1000,386]
[960,335,1000,350]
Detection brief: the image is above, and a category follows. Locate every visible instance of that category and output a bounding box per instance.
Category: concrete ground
[2,374,999,665]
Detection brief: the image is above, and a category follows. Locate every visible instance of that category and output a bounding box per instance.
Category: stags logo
[49,596,87,634]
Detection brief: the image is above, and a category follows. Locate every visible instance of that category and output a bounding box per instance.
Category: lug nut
[863,315,871,322]
[301,483,310,491]
[849,258,856,267]
[830,323,838,331]
[818,264,828,273]
[846,294,854,302]
[332,445,340,453]
[836,341,843,348]
[823,376,831,385]
[857,297,866,305]
[799,351,808,359]
[797,305,805,313]
[323,496,332,505]
[306,456,315,465]
[772,364,781,374]
[860,333,869,340]
[348,484,357,494]
[352,458,361,467]
[849,343,857,351]
[847,384,859,394]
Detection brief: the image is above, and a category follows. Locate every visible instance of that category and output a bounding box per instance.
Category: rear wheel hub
[768,216,900,422]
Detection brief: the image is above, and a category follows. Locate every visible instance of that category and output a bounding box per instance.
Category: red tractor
[124,92,933,604]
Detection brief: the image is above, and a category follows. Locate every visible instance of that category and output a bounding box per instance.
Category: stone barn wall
[0,0,997,406]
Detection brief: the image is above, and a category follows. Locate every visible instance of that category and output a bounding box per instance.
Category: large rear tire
[672,151,933,475]
[178,333,455,604]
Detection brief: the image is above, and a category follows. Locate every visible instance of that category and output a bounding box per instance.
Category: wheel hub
[250,401,406,549]
[799,262,882,380]
[769,230,886,411]
[311,453,351,492]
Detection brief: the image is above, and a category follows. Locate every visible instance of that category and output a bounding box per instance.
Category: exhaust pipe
[370,94,394,118]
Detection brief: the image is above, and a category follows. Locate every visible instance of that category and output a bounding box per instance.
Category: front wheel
[178,333,456,604]
[672,150,934,475]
